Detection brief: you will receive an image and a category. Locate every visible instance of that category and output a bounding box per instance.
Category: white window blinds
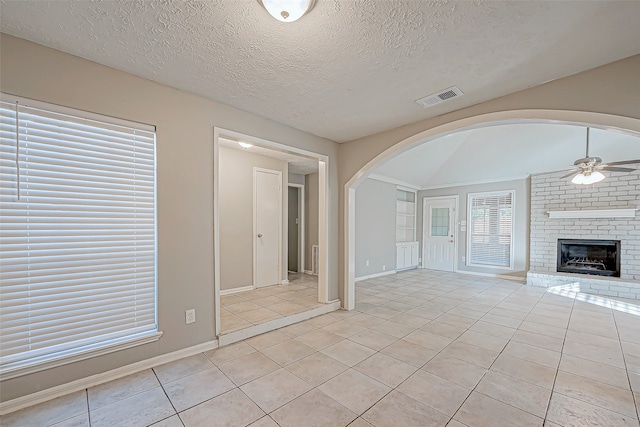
[0,95,158,378]
[467,191,513,268]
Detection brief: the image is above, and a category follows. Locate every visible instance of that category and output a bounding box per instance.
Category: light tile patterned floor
[221,273,321,334]
[3,269,640,427]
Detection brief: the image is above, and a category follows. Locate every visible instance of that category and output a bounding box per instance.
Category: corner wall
[0,33,339,402]
[219,146,288,291]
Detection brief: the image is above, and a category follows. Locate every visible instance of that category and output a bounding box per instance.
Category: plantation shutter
[0,95,158,377]
[467,191,513,268]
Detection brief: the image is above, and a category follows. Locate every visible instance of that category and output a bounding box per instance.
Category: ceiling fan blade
[560,171,579,179]
[602,159,640,166]
[601,166,636,173]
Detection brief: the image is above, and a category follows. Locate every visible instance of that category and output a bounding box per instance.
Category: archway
[343,110,640,310]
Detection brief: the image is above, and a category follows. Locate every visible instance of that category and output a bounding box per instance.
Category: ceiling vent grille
[416,86,464,108]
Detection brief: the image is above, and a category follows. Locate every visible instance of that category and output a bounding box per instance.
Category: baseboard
[304,270,317,276]
[218,300,341,347]
[281,279,290,285]
[220,285,254,296]
[0,339,219,416]
[453,269,526,282]
[355,270,396,282]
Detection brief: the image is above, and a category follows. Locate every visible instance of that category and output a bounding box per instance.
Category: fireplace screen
[557,239,621,277]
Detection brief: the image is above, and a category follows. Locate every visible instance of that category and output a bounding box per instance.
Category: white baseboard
[453,269,526,282]
[281,279,290,285]
[220,285,254,296]
[219,300,341,347]
[304,270,317,276]
[355,270,397,282]
[0,340,219,416]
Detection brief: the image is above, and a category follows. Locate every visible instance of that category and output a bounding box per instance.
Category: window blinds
[467,191,513,268]
[0,95,158,377]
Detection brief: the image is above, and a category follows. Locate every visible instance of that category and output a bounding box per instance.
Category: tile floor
[3,269,640,427]
[221,273,321,334]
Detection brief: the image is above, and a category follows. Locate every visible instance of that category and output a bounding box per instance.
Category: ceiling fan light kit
[571,170,605,185]
[258,0,316,22]
[562,128,640,185]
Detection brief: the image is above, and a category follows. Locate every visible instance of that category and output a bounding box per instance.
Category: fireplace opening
[557,239,621,277]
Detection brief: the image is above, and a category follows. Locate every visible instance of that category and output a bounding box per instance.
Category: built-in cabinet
[396,188,419,270]
[396,241,419,270]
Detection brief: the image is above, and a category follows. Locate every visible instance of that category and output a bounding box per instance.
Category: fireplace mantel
[547,209,636,219]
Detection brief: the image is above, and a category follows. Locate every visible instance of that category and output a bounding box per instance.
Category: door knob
[258,234,263,238]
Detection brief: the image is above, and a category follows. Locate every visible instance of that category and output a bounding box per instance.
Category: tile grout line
[541,289,576,425]
[611,306,640,423]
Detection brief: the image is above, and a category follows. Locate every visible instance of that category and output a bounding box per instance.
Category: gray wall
[355,178,397,278]
[288,172,305,185]
[219,146,288,291]
[287,186,299,272]
[418,178,530,277]
[305,173,319,271]
[0,34,339,401]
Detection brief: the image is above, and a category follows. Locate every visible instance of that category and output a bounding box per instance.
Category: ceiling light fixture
[238,142,253,149]
[258,0,316,22]
[571,170,605,185]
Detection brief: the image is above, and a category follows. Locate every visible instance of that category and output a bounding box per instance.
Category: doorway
[254,168,282,288]
[287,184,304,274]
[214,128,331,337]
[422,196,458,272]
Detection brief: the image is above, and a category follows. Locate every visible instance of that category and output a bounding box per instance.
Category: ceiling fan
[561,128,640,185]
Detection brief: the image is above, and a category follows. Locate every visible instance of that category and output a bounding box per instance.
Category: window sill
[0,331,163,381]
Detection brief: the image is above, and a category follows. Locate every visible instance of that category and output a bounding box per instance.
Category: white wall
[0,34,339,402]
[418,178,530,276]
[355,178,397,278]
[219,146,288,291]
[530,169,640,280]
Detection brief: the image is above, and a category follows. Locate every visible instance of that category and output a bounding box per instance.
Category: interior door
[423,196,457,271]
[254,168,281,288]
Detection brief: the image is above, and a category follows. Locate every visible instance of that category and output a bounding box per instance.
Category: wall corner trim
[0,340,219,416]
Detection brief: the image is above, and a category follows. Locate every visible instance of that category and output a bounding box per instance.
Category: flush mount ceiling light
[258,0,316,22]
[238,142,253,149]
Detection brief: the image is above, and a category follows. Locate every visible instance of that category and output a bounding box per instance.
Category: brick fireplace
[527,169,640,299]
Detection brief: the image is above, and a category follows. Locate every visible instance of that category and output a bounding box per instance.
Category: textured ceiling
[374,124,640,189]
[1,1,640,142]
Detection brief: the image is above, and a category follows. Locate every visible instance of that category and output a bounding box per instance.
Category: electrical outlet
[462,256,466,263]
[366,259,369,266]
[383,265,386,271]
[185,309,196,324]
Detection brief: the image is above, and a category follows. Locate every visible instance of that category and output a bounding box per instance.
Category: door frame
[422,195,459,271]
[287,183,305,274]
[253,167,283,288]
[214,127,330,337]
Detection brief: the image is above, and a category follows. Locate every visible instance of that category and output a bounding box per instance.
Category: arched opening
[344,110,640,310]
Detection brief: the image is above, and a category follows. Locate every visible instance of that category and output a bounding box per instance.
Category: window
[0,94,159,379]
[467,191,514,268]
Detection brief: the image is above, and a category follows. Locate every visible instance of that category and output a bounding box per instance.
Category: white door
[254,168,281,288]
[423,196,457,271]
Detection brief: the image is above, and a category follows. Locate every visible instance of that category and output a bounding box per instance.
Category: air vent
[416,86,464,108]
